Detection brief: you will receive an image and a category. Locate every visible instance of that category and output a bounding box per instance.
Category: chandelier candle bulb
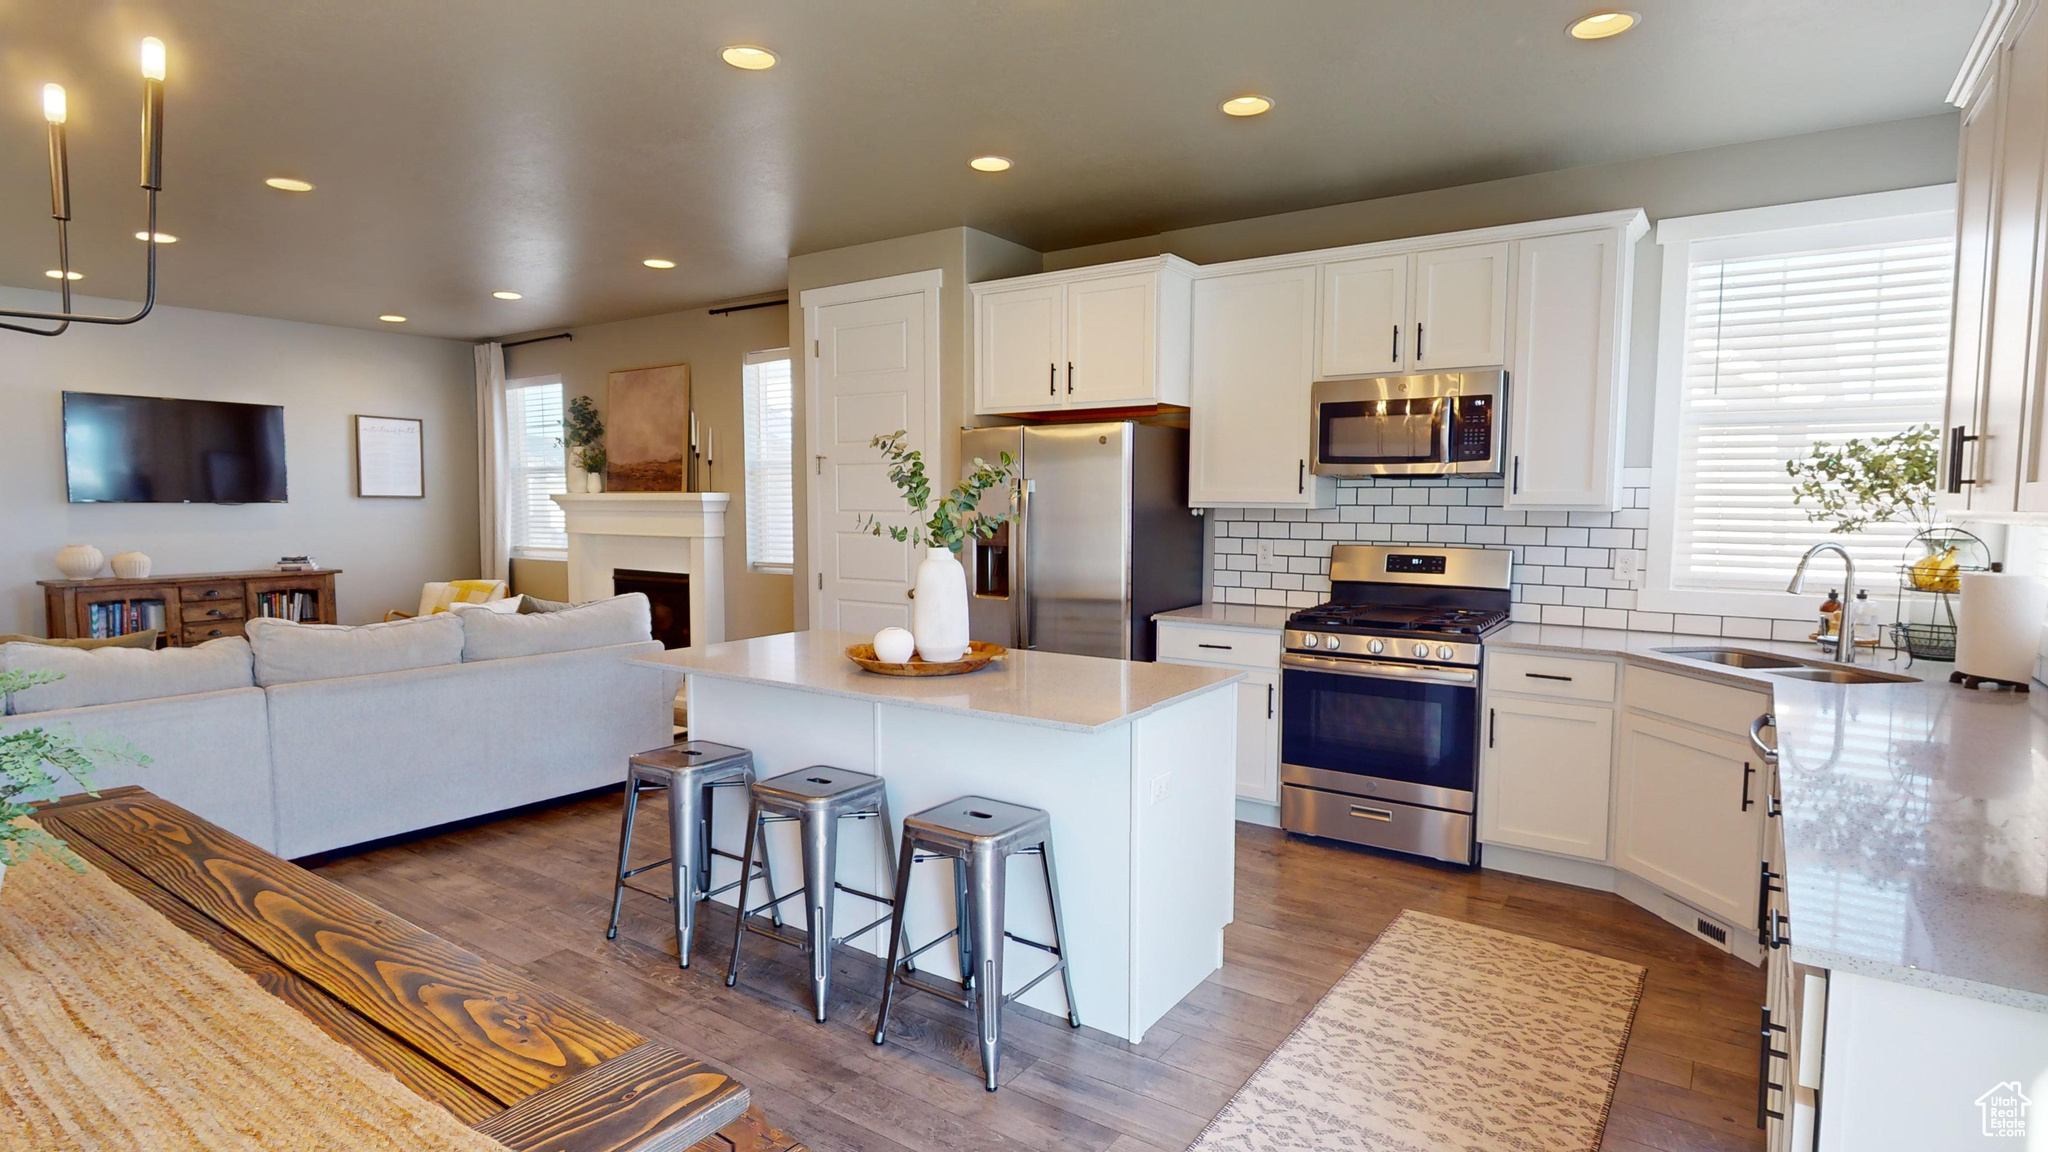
[44,86,71,222]
[140,39,165,191]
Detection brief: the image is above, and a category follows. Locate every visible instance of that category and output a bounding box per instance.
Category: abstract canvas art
[605,362,691,491]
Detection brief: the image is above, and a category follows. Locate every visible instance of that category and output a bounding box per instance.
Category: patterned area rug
[1187,910,1646,1152]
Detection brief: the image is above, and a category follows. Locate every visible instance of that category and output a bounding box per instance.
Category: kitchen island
[634,629,1242,1042]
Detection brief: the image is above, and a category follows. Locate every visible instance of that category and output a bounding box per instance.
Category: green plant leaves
[0,669,149,871]
[1785,423,1938,535]
[853,432,1016,552]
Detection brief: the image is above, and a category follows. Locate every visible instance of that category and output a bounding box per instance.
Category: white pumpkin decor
[109,551,153,580]
[871,626,916,664]
[54,543,104,580]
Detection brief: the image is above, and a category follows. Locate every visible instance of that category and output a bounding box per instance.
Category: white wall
[0,291,477,633]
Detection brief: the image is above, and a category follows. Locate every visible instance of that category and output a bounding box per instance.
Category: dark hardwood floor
[316,791,1766,1152]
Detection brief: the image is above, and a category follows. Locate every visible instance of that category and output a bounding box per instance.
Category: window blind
[1669,235,1954,592]
[743,352,794,571]
[507,380,567,556]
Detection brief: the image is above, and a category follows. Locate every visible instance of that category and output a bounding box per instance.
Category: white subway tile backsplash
[1428,488,1467,506]
[1447,505,1488,525]
[1540,605,1585,626]
[1583,607,1628,629]
[1524,545,1566,566]
[1565,547,1609,568]
[1505,526,1547,546]
[1275,508,1307,522]
[1672,614,1722,636]
[1547,527,1591,548]
[1721,617,1773,640]
[1563,586,1607,608]
[1588,528,1633,549]
[1390,524,1429,541]
[1427,525,1468,543]
[1409,505,1449,525]
[1628,611,1674,631]
[1466,524,1506,545]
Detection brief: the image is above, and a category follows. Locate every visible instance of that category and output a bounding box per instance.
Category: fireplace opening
[612,569,690,649]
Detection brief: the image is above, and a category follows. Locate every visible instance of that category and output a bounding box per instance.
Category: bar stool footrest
[891,968,975,1008]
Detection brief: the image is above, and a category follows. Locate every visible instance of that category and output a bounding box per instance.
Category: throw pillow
[1,636,254,715]
[245,613,466,687]
[516,594,574,614]
[415,579,509,617]
[0,630,160,650]
[452,597,523,616]
[460,592,653,661]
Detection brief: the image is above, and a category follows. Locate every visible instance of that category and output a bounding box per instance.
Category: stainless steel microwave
[1310,370,1506,478]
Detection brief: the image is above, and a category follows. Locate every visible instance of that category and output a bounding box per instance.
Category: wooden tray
[846,640,1007,677]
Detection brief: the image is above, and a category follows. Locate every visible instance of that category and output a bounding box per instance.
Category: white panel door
[1319,254,1410,377]
[813,290,931,634]
[1189,265,1331,507]
[1234,669,1280,804]
[1478,694,1613,860]
[977,283,1064,414]
[1615,712,1765,927]
[1065,272,1157,406]
[1507,230,1624,508]
[1412,242,1510,371]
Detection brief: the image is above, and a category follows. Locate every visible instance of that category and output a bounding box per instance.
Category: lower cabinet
[1478,695,1613,860]
[1233,669,1281,805]
[1614,712,1766,929]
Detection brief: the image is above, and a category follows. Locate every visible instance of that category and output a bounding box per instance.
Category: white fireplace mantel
[551,491,727,646]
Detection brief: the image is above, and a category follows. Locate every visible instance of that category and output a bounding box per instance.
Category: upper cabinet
[1189,265,1334,508]
[972,256,1193,416]
[1507,229,1636,508]
[1317,243,1509,378]
[1318,255,1409,377]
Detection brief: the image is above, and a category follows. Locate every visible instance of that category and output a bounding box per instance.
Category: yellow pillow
[418,580,508,615]
[0,630,160,650]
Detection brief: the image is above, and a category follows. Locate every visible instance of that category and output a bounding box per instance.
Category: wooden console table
[36,789,804,1152]
[39,568,341,646]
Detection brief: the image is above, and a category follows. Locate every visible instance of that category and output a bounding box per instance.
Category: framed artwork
[355,415,424,498]
[606,362,691,491]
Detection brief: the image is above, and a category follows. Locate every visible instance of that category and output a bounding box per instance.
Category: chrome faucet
[1787,542,1858,665]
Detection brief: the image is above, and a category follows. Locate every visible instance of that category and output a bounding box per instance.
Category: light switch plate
[1253,540,1277,566]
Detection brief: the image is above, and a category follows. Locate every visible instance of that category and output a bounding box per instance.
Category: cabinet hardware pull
[1756,1008,1789,1128]
[1523,672,1572,682]
[1298,459,1305,494]
[1049,363,1056,396]
[906,588,916,599]
[1756,863,1784,947]
[1948,424,1979,493]
[1416,322,1424,362]
[1266,682,1274,719]
[1512,456,1521,495]
[1741,761,1755,810]
[1769,909,1791,950]
[205,589,220,598]
[1488,708,1495,748]
[207,609,222,618]
[1067,361,1074,394]
[1348,804,1394,822]
[815,454,824,475]
[1391,324,1399,363]
[1197,642,1234,650]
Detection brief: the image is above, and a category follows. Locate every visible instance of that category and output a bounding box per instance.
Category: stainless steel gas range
[1279,544,1512,865]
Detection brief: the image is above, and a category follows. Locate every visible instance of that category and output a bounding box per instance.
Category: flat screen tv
[63,391,288,504]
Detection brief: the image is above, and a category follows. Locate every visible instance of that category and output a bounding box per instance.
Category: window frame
[1643,185,1958,619]
[505,374,569,563]
[741,348,794,574]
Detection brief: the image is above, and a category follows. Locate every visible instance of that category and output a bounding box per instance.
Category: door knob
[906,588,916,599]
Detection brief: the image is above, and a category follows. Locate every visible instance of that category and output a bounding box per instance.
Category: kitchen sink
[1655,647,1806,670]
[1763,665,1918,685]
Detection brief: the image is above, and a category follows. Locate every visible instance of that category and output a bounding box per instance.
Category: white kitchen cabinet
[972,256,1193,416]
[1507,228,1636,509]
[1233,670,1281,805]
[1411,242,1510,372]
[1318,254,1409,377]
[1188,265,1335,508]
[1478,693,1613,861]
[1615,711,1766,928]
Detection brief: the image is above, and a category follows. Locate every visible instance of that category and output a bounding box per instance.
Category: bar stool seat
[606,740,776,969]
[874,795,1080,1091]
[726,766,898,1023]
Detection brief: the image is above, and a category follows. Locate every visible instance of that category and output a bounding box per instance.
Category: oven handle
[1281,652,1478,685]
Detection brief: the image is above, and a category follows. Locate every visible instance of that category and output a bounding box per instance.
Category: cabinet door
[1941,64,2002,513]
[1235,669,1281,804]
[1507,230,1625,508]
[1411,242,1510,371]
[1318,255,1409,377]
[1065,272,1157,407]
[1977,0,2048,512]
[1615,712,1764,927]
[1189,265,1331,506]
[1478,695,1613,860]
[977,283,1065,414]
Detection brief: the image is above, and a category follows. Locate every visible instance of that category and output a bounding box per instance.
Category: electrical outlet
[1149,773,1172,804]
[1253,540,1277,566]
[1612,552,1641,582]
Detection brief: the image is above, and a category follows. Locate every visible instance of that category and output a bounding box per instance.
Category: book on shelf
[86,598,167,639]
[254,589,319,622]
[274,555,318,572]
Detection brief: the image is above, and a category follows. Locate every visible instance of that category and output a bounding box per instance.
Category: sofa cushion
[516,594,573,614]
[451,596,523,617]
[0,630,160,650]
[245,614,466,687]
[460,592,653,661]
[1,637,254,715]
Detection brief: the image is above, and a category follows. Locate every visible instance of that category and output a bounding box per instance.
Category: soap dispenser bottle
[1820,589,1842,639]
[1851,589,1878,645]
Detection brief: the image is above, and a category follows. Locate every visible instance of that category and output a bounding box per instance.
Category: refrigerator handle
[1015,477,1034,649]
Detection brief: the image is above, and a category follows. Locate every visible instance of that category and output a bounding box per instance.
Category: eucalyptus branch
[0,668,150,870]
[1786,424,1939,535]
[854,430,1016,553]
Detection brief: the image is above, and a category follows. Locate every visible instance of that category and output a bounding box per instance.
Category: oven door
[1280,653,1479,810]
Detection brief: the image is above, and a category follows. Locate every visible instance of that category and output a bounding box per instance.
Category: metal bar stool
[726,766,898,1023]
[606,740,779,968]
[872,795,1080,1091]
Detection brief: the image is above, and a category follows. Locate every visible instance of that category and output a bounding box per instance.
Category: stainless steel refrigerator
[959,422,1203,662]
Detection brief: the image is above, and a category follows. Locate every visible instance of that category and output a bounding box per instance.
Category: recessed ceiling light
[492,290,523,300]
[721,45,777,70]
[45,269,83,280]
[969,155,1012,173]
[643,258,677,269]
[135,231,177,243]
[1220,95,1274,117]
[264,176,314,192]
[1567,10,1640,39]
[378,314,407,323]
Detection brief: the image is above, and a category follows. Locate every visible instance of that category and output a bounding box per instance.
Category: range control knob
[1412,642,1431,660]
[1366,638,1385,655]
[1438,645,1456,660]
[1301,634,1320,649]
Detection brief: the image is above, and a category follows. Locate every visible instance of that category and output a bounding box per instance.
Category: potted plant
[558,395,607,493]
[1,669,149,892]
[855,431,1015,662]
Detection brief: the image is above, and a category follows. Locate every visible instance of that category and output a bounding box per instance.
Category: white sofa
[1,596,672,858]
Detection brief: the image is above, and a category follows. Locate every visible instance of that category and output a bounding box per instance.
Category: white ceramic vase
[910,546,971,663]
[110,551,153,579]
[586,471,606,493]
[55,543,104,580]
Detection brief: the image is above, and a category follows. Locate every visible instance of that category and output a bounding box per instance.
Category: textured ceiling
[0,0,1985,340]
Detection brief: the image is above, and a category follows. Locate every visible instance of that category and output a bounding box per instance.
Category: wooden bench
[36,787,805,1152]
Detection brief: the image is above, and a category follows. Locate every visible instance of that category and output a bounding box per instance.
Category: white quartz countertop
[636,629,1242,733]
[1494,623,2048,1011]
[1152,602,1293,633]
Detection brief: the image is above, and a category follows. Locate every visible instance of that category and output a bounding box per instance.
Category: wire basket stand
[1890,526,1992,665]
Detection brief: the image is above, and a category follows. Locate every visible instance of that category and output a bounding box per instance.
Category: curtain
[474,341,511,582]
